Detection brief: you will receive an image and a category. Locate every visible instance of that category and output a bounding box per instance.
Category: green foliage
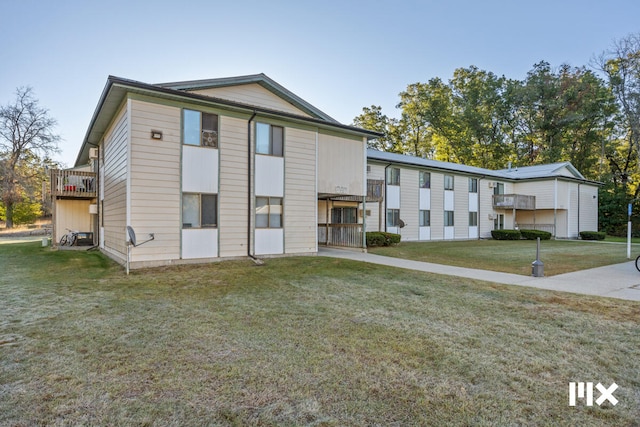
[0,198,42,225]
[520,229,552,240]
[580,231,606,240]
[366,232,401,247]
[491,229,522,240]
[598,184,632,236]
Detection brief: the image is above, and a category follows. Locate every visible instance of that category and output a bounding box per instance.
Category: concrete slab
[319,247,640,302]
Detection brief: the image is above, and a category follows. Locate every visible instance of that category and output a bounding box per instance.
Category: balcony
[318,223,364,248]
[493,194,535,210]
[50,169,97,198]
[320,179,384,202]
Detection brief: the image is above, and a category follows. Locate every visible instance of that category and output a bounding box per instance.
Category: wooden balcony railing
[318,224,364,248]
[493,194,535,210]
[50,169,97,198]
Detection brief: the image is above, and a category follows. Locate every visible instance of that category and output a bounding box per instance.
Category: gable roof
[366,149,599,184]
[495,162,585,180]
[75,75,381,166]
[158,73,338,123]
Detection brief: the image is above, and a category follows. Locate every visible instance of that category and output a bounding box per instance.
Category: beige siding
[579,184,599,232]
[129,99,181,262]
[400,168,419,241]
[54,200,92,243]
[102,103,129,261]
[478,178,494,238]
[318,133,365,196]
[285,128,317,253]
[219,116,249,257]
[188,83,313,118]
[430,173,444,239]
[567,183,580,238]
[454,176,470,239]
[515,180,556,209]
[366,163,386,232]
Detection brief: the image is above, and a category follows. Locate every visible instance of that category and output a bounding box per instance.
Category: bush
[520,229,552,240]
[366,232,386,247]
[491,229,521,240]
[366,232,401,247]
[580,231,606,241]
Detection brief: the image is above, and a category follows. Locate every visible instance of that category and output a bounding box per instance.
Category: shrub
[520,229,552,240]
[366,232,401,247]
[381,232,401,245]
[491,229,521,240]
[580,231,606,241]
[366,232,386,247]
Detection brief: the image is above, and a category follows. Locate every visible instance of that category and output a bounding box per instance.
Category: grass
[368,239,634,276]
[1,242,639,426]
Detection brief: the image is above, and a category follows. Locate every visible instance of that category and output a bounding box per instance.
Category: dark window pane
[201,113,218,147]
[201,194,217,227]
[271,126,283,156]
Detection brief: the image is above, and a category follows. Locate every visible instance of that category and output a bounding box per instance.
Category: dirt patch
[0,228,50,238]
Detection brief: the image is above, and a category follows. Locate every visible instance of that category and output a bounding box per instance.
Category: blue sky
[1,0,639,167]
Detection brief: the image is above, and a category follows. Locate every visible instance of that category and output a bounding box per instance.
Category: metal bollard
[531,237,544,277]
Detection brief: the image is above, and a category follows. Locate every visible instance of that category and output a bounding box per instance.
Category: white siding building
[366,150,600,240]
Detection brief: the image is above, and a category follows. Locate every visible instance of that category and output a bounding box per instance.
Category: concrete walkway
[319,247,640,302]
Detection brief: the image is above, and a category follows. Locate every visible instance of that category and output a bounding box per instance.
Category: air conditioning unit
[488,181,495,188]
[89,147,98,159]
[488,213,495,220]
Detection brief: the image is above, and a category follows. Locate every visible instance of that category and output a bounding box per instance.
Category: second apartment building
[365,150,600,240]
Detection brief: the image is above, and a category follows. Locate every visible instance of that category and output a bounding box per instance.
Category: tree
[0,87,59,228]
[352,105,402,152]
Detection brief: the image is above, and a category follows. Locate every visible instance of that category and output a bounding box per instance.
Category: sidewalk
[319,247,640,302]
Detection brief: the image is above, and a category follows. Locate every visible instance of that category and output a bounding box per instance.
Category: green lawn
[1,242,639,426]
[369,239,634,276]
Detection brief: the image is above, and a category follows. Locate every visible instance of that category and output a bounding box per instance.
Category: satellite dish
[127,226,137,246]
[399,219,406,229]
[126,226,154,247]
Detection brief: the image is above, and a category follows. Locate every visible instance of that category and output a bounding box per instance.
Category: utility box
[76,232,94,246]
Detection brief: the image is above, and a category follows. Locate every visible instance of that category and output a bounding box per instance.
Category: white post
[627,203,632,260]
[627,221,632,259]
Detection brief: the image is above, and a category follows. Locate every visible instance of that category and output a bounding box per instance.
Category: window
[256,197,283,228]
[183,109,218,148]
[386,209,400,227]
[469,211,478,227]
[332,207,357,224]
[493,182,504,195]
[419,210,431,227]
[182,193,217,228]
[419,171,431,189]
[387,167,400,186]
[444,210,454,227]
[469,178,478,193]
[444,175,454,190]
[256,122,283,156]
